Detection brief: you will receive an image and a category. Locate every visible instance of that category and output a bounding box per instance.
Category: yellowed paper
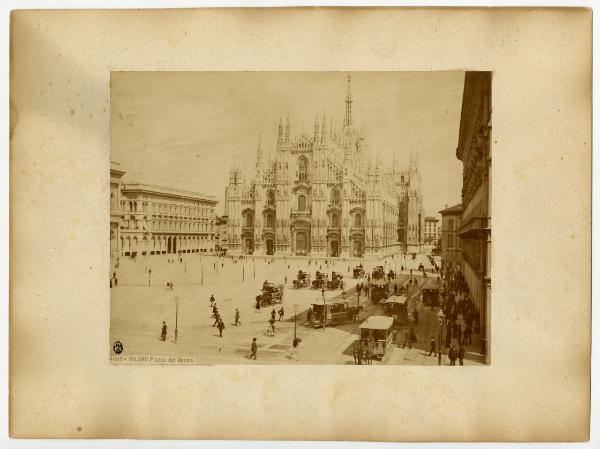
[9,8,591,441]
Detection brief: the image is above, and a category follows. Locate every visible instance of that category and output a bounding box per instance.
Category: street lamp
[175,295,179,342]
[148,268,152,287]
[321,287,326,330]
[294,303,299,340]
[437,309,445,366]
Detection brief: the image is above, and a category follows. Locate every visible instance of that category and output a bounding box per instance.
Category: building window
[298,194,307,211]
[331,189,341,205]
[354,213,362,227]
[297,157,308,181]
[448,219,454,232]
[245,214,253,227]
[331,213,339,227]
[266,212,275,227]
[448,234,454,248]
[267,190,275,206]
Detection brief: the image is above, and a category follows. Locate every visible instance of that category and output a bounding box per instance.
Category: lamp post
[294,303,298,340]
[201,256,204,285]
[175,295,179,342]
[321,287,326,330]
[148,268,152,287]
[437,309,445,366]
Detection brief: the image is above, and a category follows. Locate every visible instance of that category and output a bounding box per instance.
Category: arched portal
[330,240,339,257]
[295,232,307,255]
[266,239,274,255]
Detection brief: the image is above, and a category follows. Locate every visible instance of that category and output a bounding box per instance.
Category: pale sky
[111,71,465,217]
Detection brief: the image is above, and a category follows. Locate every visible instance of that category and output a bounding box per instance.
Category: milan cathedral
[225,75,424,258]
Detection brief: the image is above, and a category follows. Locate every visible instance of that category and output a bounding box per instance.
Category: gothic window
[401,175,405,183]
[245,214,253,227]
[298,194,307,211]
[267,190,275,206]
[266,212,275,227]
[331,189,341,205]
[297,156,308,181]
[331,213,339,227]
[354,213,362,227]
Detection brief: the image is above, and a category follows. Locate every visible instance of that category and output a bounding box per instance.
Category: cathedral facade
[225,76,424,258]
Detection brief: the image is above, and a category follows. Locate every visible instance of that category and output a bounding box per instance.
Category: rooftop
[438,203,463,215]
[122,183,217,204]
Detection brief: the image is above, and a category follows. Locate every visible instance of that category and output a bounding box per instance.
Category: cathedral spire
[321,112,327,143]
[277,118,283,147]
[313,114,320,141]
[343,74,353,129]
[285,115,291,144]
[255,134,262,177]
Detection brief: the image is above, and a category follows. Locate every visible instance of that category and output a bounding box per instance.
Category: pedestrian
[456,324,463,345]
[278,307,285,321]
[284,275,288,284]
[269,317,276,334]
[209,294,215,307]
[306,307,313,323]
[402,329,412,349]
[217,319,225,338]
[114,276,118,287]
[458,345,465,366]
[271,308,276,321]
[234,308,240,326]
[110,278,113,289]
[352,343,359,365]
[250,337,257,360]
[212,304,218,317]
[213,312,220,327]
[448,345,457,365]
[464,324,472,345]
[412,309,419,325]
[161,321,167,341]
[428,337,437,356]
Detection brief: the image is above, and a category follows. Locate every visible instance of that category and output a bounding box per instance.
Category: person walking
[250,338,257,360]
[209,294,215,307]
[412,309,419,326]
[448,345,457,365]
[458,345,465,366]
[234,308,240,326]
[402,329,412,349]
[463,324,472,345]
[161,321,167,341]
[278,307,285,321]
[352,343,359,365]
[217,319,225,338]
[456,324,463,346]
[213,312,220,327]
[428,337,437,356]
[269,317,276,334]
[271,308,276,322]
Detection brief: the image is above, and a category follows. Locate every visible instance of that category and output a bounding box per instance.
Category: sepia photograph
[110,71,492,366]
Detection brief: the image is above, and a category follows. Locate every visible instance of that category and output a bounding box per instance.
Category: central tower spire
[343,74,353,130]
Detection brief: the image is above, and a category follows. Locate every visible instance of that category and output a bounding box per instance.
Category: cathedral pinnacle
[344,74,353,129]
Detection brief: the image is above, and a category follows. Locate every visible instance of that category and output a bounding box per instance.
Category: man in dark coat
[448,345,457,365]
[234,308,240,326]
[161,321,167,341]
[217,319,225,338]
[250,338,257,360]
[428,337,437,356]
[458,345,466,365]
[213,312,220,327]
[271,309,276,321]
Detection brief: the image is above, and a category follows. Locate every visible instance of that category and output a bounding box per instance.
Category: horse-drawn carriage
[293,270,311,289]
[370,278,390,304]
[327,271,343,290]
[255,281,284,308]
[372,266,385,280]
[309,301,363,327]
[353,265,365,279]
[312,271,328,289]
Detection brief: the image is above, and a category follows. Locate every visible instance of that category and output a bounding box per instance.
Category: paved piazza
[110,252,484,365]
